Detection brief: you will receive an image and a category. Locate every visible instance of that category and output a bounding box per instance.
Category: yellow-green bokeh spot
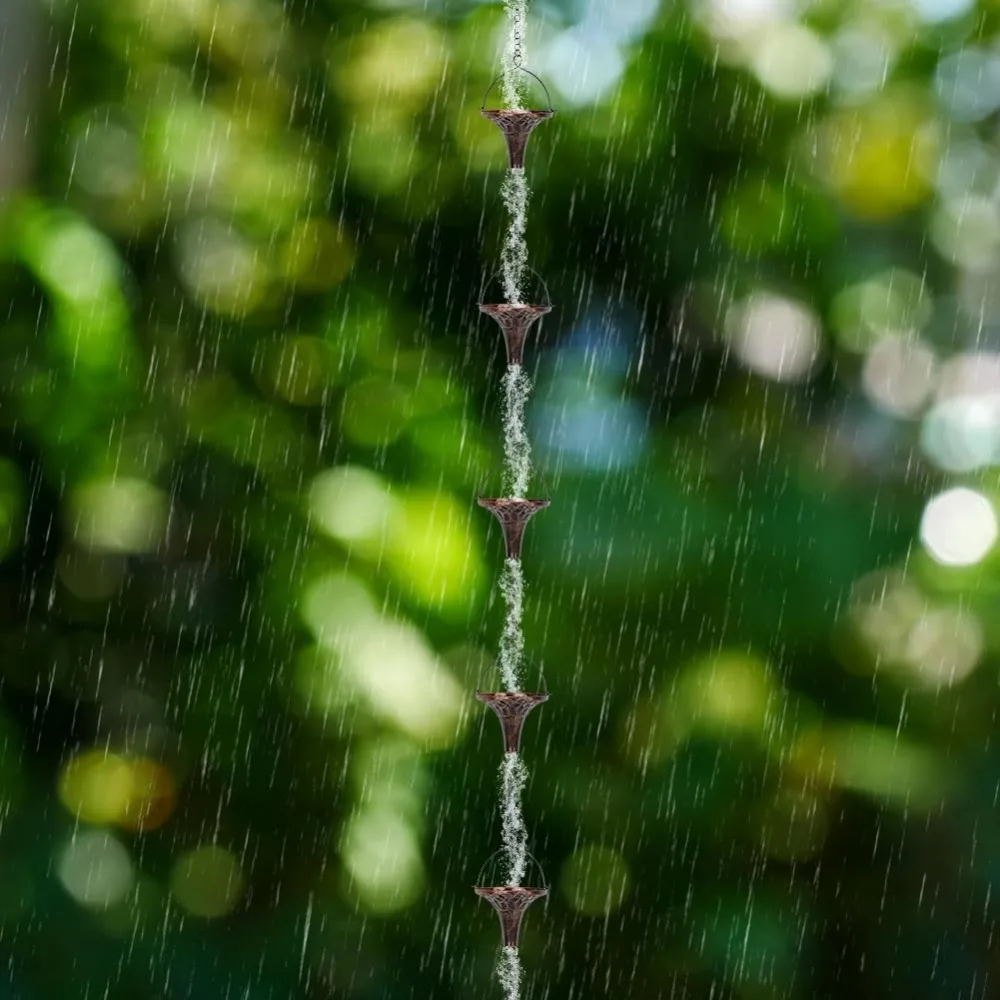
[298,571,468,747]
[342,115,425,197]
[331,18,448,111]
[68,477,168,555]
[386,489,484,615]
[145,101,236,198]
[255,335,332,406]
[309,465,397,555]
[344,619,467,746]
[146,97,316,230]
[170,846,245,919]
[21,207,122,305]
[325,300,396,368]
[560,845,631,916]
[58,750,175,831]
[670,649,778,740]
[349,738,428,827]
[175,216,271,318]
[227,143,318,231]
[831,268,932,354]
[816,91,939,220]
[59,751,135,826]
[16,202,135,376]
[120,0,208,50]
[280,219,354,292]
[329,16,447,196]
[789,723,951,809]
[340,806,425,915]
[218,73,295,135]
[299,571,380,650]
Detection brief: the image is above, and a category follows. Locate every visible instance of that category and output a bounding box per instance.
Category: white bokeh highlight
[919,487,997,567]
[726,293,822,382]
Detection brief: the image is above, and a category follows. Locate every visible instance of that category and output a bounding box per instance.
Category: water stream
[502,363,532,499]
[498,557,525,692]
[501,751,529,886]
[501,168,529,305]
[496,945,523,1000]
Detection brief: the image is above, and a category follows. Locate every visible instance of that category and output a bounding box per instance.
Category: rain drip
[474,6,556,996]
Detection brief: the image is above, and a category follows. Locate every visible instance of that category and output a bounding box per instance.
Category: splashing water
[496,945,523,1000]
[502,0,526,109]
[498,558,524,691]
[501,751,528,886]
[501,169,529,304]
[502,364,532,499]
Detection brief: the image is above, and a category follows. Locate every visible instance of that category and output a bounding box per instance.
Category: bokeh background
[2,0,1000,995]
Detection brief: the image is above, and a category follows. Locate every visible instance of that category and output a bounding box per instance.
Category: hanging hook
[474,654,550,697]
[479,266,552,306]
[481,66,555,111]
[475,848,548,887]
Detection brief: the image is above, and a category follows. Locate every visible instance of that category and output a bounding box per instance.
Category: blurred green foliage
[2,0,1000,997]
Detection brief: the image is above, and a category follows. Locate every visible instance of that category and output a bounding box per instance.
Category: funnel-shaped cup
[479,303,552,365]
[474,886,548,949]
[481,109,555,170]
[477,498,550,560]
[476,691,549,753]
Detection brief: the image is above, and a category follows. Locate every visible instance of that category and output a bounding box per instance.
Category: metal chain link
[512,10,523,67]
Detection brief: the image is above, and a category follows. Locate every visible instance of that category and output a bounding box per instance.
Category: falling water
[502,364,532,498]
[496,945,523,1000]
[498,557,524,691]
[501,169,529,304]
[502,0,527,109]
[501,750,529,885]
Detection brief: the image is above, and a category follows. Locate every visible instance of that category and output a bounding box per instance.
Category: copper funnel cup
[473,886,548,949]
[479,303,552,365]
[477,497,550,560]
[476,691,549,753]
[481,109,555,170]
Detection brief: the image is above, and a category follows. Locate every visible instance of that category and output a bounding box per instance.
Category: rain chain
[472,8,556,998]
